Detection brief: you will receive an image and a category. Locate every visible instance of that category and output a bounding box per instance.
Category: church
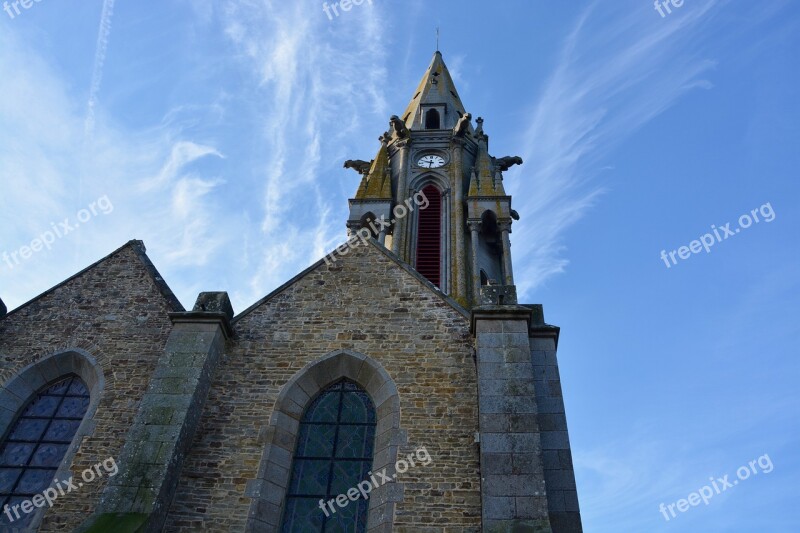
[0,52,582,532]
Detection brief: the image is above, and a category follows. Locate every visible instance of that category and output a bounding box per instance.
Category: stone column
[451,137,467,302]
[499,221,514,286]
[82,293,233,533]
[392,139,411,259]
[472,291,552,533]
[468,220,482,304]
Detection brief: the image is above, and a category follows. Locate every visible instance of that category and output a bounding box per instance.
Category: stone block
[479,286,518,306]
[482,453,513,475]
[192,292,234,320]
[539,431,571,450]
[538,413,567,432]
[546,470,577,491]
[481,434,539,454]
[477,333,505,349]
[516,496,549,519]
[484,496,515,519]
[513,453,545,475]
[481,396,538,415]
[563,490,580,512]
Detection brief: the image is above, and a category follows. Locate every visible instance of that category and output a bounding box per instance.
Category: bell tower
[346,51,523,308]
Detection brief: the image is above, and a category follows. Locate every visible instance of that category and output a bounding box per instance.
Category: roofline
[232,239,469,325]
[2,240,185,319]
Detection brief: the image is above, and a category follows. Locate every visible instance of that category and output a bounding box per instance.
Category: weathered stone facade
[0,51,583,533]
[165,241,482,532]
[0,242,181,531]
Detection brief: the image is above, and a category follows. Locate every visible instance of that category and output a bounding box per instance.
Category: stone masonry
[0,50,585,533]
[472,290,552,533]
[529,309,581,532]
[164,240,483,532]
[81,293,233,532]
[0,241,181,531]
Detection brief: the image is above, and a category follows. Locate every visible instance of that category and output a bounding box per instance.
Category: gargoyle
[510,209,520,221]
[343,160,372,176]
[495,156,523,171]
[389,115,410,139]
[453,112,472,137]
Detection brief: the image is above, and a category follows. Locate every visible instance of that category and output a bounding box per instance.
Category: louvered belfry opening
[425,109,441,129]
[415,184,442,287]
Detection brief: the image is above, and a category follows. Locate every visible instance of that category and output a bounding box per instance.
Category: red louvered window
[415,184,442,287]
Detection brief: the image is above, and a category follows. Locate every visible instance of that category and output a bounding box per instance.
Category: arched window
[281,379,376,533]
[0,375,90,529]
[415,184,442,287]
[424,109,440,129]
[480,269,489,286]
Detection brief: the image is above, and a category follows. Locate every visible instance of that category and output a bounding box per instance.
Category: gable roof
[232,239,469,325]
[2,240,184,319]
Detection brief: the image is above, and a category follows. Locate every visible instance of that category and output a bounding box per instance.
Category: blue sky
[1,0,798,531]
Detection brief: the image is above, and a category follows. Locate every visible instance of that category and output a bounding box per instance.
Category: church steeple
[400,51,469,132]
[345,52,523,307]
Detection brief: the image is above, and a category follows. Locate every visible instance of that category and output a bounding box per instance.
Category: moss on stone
[82,512,149,533]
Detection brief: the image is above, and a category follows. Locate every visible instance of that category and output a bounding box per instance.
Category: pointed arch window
[424,108,441,129]
[0,375,90,529]
[415,184,442,287]
[281,379,376,532]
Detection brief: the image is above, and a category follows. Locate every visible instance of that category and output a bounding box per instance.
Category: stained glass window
[0,375,90,529]
[281,380,376,533]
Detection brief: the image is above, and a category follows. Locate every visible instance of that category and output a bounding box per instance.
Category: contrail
[84,0,116,137]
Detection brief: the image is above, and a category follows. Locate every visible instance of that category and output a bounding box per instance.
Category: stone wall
[529,312,582,533]
[473,305,552,532]
[165,242,482,532]
[0,242,179,531]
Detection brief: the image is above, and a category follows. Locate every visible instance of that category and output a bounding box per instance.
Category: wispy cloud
[0,25,232,309]
[138,141,224,192]
[215,1,389,305]
[84,0,116,137]
[0,0,391,313]
[509,0,720,297]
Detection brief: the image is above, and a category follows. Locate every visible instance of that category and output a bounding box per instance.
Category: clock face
[418,155,446,169]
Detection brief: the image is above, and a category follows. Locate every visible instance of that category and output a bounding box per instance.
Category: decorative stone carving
[453,112,472,137]
[495,156,523,171]
[343,159,372,176]
[390,115,410,139]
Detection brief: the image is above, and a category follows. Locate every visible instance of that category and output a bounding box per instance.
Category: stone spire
[400,51,469,131]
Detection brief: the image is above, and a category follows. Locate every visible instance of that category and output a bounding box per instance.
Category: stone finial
[192,292,234,321]
[475,116,484,136]
[0,298,6,318]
